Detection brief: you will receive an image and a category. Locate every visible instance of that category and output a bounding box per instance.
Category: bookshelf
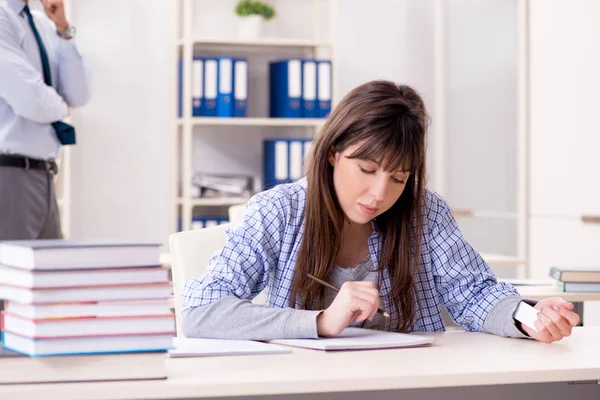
[174,0,337,232]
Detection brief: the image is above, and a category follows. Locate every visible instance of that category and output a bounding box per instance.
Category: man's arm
[42,0,91,107]
[0,11,68,124]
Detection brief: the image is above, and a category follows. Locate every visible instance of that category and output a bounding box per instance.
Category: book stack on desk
[549,266,600,292]
[0,240,175,357]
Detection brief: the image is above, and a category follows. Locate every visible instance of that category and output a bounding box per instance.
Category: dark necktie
[23,5,76,145]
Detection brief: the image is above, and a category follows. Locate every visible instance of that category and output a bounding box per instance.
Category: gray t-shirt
[326,256,386,330]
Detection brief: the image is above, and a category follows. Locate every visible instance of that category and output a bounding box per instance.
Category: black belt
[0,154,58,175]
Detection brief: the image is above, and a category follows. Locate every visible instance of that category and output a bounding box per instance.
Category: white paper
[514,301,540,332]
[269,327,433,351]
[168,337,291,358]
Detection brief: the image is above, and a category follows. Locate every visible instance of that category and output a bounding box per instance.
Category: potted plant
[235,0,276,40]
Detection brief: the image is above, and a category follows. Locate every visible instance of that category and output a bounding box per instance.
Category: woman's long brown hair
[289,81,429,332]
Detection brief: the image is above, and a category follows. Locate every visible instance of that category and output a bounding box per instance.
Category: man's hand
[42,0,69,32]
[521,297,580,343]
[316,281,380,337]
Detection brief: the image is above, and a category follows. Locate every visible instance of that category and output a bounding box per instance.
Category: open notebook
[268,327,434,351]
[167,337,291,358]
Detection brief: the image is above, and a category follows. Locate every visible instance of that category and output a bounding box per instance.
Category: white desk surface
[1,327,598,400]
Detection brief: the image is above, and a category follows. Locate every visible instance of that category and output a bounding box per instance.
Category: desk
[1,327,598,400]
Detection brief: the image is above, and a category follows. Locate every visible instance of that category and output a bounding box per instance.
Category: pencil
[307,273,390,318]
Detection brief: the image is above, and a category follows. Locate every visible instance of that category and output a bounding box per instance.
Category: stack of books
[0,240,175,358]
[549,266,600,292]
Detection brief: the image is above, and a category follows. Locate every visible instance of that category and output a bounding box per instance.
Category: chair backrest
[168,224,229,336]
[228,203,246,228]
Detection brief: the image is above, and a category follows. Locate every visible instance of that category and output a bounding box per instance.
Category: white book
[0,265,169,288]
[2,332,173,357]
[167,337,291,358]
[3,313,176,338]
[268,327,434,351]
[0,240,160,270]
[5,299,172,319]
[0,282,172,304]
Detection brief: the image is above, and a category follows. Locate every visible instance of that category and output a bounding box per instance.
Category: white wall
[67,0,518,259]
[69,0,174,246]
[67,0,415,246]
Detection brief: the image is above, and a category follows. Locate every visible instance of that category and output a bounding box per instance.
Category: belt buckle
[46,159,57,175]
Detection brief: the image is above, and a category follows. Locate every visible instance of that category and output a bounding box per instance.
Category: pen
[307,273,390,318]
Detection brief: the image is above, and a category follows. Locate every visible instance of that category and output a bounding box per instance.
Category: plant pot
[236,15,262,40]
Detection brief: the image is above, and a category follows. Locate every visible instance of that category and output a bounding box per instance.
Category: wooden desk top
[1,327,598,400]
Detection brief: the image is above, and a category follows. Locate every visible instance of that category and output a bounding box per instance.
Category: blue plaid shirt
[182,178,519,333]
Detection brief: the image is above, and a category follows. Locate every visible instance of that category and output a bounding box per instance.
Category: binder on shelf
[177,57,205,118]
[289,140,303,180]
[192,57,204,117]
[188,218,229,232]
[263,139,313,189]
[301,60,317,118]
[216,57,233,118]
[264,140,289,189]
[269,59,302,118]
[233,58,248,118]
[191,219,205,231]
[203,58,218,117]
[316,60,332,118]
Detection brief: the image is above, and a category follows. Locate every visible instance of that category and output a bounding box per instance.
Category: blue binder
[233,58,248,117]
[269,60,302,118]
[178,58,205,117]
[316,60,332,118]
[264,139,290,189]
[203,58,218,117]
[216,57,233,118]
[301,60,317,118]
[264,138,313,189]
[191,57,204,117]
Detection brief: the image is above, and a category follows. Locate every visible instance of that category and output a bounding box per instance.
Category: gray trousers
[0,165,62,240]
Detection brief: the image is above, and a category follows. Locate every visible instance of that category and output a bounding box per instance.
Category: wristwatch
[57,25,76,39]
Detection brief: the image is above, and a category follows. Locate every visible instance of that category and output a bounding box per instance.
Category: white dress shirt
[0,0,91,160]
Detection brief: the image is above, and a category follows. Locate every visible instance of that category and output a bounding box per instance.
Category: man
[0,0,90,240]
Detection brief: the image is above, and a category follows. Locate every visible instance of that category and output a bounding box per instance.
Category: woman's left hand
[521,297,580,343]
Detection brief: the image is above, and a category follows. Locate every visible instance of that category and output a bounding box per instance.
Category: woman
[181,81,579,343]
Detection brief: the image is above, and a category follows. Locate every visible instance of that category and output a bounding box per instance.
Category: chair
[169,224,228,336]
[169,222,265,336]
[228,203,246,227]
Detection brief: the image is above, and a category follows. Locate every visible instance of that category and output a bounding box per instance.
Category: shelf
[177,197,249,206]
[481,253,526,266]
[179,38,333,48]
[177,117,326,127]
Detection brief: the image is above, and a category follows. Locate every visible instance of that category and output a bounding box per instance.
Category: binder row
[264,139,312,189]
[269,59,332,119]
[178,57,248,118]
[178,217,230,232]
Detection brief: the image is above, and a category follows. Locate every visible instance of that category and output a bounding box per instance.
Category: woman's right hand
[316,281,380,337]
